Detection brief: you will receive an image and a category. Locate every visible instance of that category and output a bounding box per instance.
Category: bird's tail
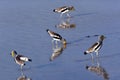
[84,51,88,55]
[46,29,49,32]
[53,9,58,13]
[86,66,89,69]
[28,59,32,62]
[53,9,56,12]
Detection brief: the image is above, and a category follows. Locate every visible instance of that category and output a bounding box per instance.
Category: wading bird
[53,6,75,18]
[46,29,67,45]
[84,35,106,59]
[11,50,32,70]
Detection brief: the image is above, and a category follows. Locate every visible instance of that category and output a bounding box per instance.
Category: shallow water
[0,0,120,80]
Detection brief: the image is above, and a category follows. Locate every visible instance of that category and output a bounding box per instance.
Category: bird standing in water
[46,29,67,45]
[53,6,75,18]
[84,35,106,59]
[11,50,32,70]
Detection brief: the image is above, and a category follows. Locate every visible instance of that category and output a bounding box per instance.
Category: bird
[84,35,106,59]
[11,50,32,70]
[46,29,67,45]
[53,6,75,18]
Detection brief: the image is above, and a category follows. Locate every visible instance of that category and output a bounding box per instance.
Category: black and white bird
[84,35,106,58]
[46,29,67,45]
[11,50,32,69]
[53,6,75,17]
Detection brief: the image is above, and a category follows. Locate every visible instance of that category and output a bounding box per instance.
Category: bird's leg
[55,40,57,44]
[60,13,64,20]
[52,40,54,49]
[52,44,55,50]
[60,13,63,18]
[67,13,70,18]
[20,65,23,71]
[66,17,70,23]
[52,40,55,48]
[96,51,99,58]
[52,40,54,44]
[97,60,100,67]
[90,53,95,64]
[90,53,94,60]
[21,69,24,76]
[96,54,100,67]
[55,41,59,48]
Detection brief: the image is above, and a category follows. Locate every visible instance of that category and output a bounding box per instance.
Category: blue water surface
[0,0,120,80]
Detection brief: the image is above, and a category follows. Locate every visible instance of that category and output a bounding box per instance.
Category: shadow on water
[67,31,120,45]
[33,63,59,70]
[67,34,99,45]
[85,58,109,80]
[17,70,32,80]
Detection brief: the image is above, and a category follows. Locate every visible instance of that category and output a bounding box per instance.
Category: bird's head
[69,6,75,11]
[99,35,106,41]
[11,50,17,57]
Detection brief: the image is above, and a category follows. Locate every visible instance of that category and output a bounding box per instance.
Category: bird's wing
[88,42,99,52]
[53,33,62,39]
[20,56,29,61]
[50,31,62,39]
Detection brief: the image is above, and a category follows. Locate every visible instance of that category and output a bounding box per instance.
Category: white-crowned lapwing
[53,6,75,18]
[11,50,32,70]
[84,35,106,59]
[46,29,67,45]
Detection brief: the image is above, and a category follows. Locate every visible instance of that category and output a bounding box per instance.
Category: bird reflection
[55,17,76,29]
[17,71,32,80]
[86,58,109,80]
[50,43,66,61]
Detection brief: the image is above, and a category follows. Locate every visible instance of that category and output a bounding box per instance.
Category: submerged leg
[52,39,54,43]
[90,53,95,64]
[21,69,24,76]
[90,53,94,60]
[96,59,100,67]
[60,13,63,18]
[55,40,58,45]
[54,40,58,48]
[52,40,55,49]
[67,13,70,18]
[20,65,23,71]
[96,53,100,67]
[96,51,99,58]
